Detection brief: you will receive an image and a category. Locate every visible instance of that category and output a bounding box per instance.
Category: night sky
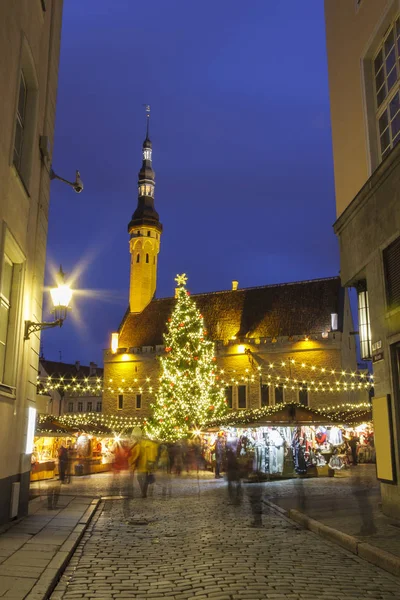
[42,0,339,367]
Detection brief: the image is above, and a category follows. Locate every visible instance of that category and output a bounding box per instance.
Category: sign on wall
[372,395,397,484]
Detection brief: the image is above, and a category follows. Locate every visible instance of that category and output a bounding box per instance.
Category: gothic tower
[128,110,162,313]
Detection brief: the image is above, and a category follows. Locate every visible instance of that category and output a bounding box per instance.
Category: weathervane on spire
[143,104,151,138]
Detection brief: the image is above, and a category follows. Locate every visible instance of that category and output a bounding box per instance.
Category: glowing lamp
[111,333,119,353]
[237,345,246,354]
[24,266,73,340]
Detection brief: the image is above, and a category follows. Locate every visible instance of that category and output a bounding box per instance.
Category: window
[260,384,269,407]
[118,394,123,410]
[136,253,140,263]
[136,394,142,409]
[225,386,233,408]
[299,388,308,406]
[238,385,247,409]
[77,402,83,412]
[96,401,102,412]
[331,313,338,331]
[275,386,284,404]
[357,281,372,360]
[13,72,27,172]
[68,402,73,413]
[374,18,400,160]
[87,401,92,412]
[384,235,400,310]
[0,236,24,390]
[147,231,151,237]
[146,253,149,263]
[0,256,13,384]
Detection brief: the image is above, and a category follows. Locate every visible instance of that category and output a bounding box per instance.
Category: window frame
[274,386,284,405]
[77,401,83,412]
[260,383,270,407]
[11,37,39,192]
[373,16,400,161]
[237,384,247,409]
[136,394,142,409]
[0,225,25,395]
[96,401,102,412]
[298,387,309,407]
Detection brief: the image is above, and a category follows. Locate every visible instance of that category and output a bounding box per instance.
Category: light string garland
[148,274,227,441]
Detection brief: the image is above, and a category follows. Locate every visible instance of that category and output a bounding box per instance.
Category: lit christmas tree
[150,273,227,441]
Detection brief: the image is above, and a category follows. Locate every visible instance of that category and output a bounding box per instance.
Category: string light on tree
[149,273,227,441]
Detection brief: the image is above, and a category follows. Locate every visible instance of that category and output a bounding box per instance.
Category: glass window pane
[1,257,13,302]
[386,48,396,74]
[0,343,5,382]
[390,92,400,119]
[375,50,383,75]
[375,68,385,91]
[17,73,26,122]
[379,111,389,134]
[393,131,400,148]
[387,66,397,91]
[0,303,9,345]
[391,111,400,138]
[377,85,387,107]
[385,29,395,57]
[380,128,391,155]
[14,120,23,164]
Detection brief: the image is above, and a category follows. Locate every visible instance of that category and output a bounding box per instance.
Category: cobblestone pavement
[51,474,400,600]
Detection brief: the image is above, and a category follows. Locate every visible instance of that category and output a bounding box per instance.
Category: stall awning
[206,402,372,429]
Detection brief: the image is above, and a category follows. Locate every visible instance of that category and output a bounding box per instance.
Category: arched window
[136,253,140,263]
[146,253,149,263]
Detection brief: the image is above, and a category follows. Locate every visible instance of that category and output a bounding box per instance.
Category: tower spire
[127,107,163,314]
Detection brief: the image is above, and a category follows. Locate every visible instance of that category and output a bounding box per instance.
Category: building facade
[38,359,103,415]
[103,127,366,421]
[325,0,400,517]
[0,1,63,524]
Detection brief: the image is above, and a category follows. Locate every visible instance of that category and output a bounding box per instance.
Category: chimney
[75,361,80,371]
[89,362,97,376]
[232,280,239,291]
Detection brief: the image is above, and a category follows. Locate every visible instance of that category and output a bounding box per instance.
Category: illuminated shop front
[31,413,143,481]
[205,403,374,479]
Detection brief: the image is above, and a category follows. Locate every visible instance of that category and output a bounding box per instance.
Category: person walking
[214,434,223,479]
[58,444,68,483]
[226,442,241,505]
[348,433,360,466]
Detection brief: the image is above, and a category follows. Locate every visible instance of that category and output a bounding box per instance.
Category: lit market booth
[204,402,374,479]
[32,413,143,481]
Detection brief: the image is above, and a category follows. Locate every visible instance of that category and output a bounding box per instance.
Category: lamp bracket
[24,319,63,340]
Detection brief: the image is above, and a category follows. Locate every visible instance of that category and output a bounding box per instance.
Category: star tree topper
[175,273,188,286]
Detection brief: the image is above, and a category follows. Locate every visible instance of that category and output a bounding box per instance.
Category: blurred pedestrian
[157,443,172,498]
[174,443,183,476]
[134,432,158,498]
[247,482,263,527]
[58,443,68,483]
[214,434,223,479]
[348,433,360,466]
[226,442,241,505]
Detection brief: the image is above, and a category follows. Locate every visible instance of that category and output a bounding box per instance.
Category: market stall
[204,402,374,479]
[32,414,142,480]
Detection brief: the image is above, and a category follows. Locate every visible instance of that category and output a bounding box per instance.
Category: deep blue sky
[42,0,339,366]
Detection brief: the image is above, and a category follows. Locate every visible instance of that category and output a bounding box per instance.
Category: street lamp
[50,168,84,194]
[24,267,73,340]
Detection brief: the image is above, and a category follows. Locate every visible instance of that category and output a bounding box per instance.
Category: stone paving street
[50,473,400,600]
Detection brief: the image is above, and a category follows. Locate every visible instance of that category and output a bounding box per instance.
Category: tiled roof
[39,360,104,380]
[119,277,344,348]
